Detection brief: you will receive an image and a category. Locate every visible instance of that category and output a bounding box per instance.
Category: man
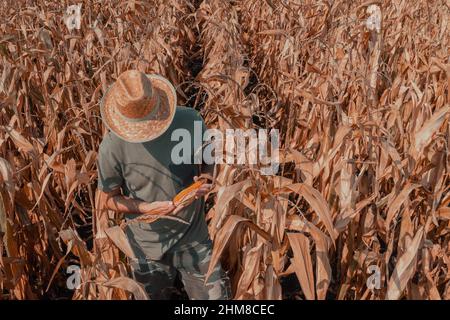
[97,70,230,300]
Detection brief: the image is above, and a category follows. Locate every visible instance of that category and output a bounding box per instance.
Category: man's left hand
[193,175,212,199]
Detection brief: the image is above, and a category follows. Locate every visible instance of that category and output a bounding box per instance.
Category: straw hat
[100,70,177,143]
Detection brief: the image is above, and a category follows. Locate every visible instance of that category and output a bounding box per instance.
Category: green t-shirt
[97,106,211,260]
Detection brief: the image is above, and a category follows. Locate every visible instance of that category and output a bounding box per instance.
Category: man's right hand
[102,189,176,216]
[139,200,175,216]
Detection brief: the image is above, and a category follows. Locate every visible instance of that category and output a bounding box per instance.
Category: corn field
[0,0,449,300]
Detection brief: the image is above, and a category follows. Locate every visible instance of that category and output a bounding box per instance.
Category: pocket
[176,240,214,276]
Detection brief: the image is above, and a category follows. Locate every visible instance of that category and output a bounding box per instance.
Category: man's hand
[102,189,176,216]
[124,200,190,226]
[131,200,176,224]
[139,201,175,216]
[193,175,212,200]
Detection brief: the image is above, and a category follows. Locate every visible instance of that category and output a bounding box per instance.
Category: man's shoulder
[99,131,123,154]
[175,106,204,121]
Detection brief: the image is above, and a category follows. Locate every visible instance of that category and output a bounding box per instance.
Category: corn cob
[173,179,207,207]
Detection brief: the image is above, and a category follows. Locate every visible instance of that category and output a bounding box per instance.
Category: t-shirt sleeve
[97,135,124,192]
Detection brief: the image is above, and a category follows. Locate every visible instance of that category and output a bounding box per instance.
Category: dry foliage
[0,0,449,300]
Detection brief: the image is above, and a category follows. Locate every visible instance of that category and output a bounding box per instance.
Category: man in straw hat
[97,70,230,299]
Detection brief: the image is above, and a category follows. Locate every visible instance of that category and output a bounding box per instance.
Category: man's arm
[193,115,215,200]
[101,188,175,216]
[192,163,214,200]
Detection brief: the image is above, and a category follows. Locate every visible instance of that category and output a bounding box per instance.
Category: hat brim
[100,74,177,143]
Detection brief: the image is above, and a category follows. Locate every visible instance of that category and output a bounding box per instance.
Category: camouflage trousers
[129,239,232,300]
